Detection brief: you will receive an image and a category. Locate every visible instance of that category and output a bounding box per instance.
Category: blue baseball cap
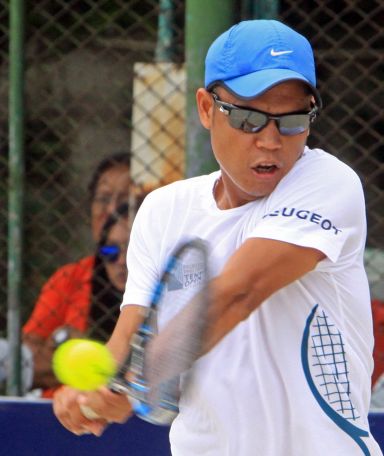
[205,20,322,108]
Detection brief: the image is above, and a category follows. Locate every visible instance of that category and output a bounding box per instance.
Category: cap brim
[208,68,322,109]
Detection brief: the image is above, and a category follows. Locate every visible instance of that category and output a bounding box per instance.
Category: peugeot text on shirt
[262,207,342,235]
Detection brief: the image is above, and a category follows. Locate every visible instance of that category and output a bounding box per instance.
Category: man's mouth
[253,163,279,174]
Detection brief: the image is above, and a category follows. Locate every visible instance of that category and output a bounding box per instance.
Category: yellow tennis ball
[52,339,117,391]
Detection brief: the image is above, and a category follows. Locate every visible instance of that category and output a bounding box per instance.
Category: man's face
[197,80,313,209]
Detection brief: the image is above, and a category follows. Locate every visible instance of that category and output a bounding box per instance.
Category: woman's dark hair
[87,203,129,341]
[87,152,131,202]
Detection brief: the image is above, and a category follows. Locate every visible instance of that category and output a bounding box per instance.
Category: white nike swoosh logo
[270,49,293,56]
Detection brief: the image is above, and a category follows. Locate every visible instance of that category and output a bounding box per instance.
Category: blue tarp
[0,399,383,455]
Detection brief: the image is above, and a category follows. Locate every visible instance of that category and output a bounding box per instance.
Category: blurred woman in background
[22,152,132,397]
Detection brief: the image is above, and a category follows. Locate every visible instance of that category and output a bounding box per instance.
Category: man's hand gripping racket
[61,239,210,426]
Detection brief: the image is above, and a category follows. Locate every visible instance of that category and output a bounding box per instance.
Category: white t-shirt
[122,147,382,456]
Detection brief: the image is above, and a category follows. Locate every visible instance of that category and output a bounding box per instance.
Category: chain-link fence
[0,1,9,336]
[0,0,383,395]
[281,1,384,301]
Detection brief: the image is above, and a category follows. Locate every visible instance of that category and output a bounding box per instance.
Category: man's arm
[53,304,145,436]
[203,237,325,352]
[144,237,325,385]
[147,237,325,367]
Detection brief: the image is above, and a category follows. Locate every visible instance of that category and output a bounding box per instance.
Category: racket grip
[80,404,101,420]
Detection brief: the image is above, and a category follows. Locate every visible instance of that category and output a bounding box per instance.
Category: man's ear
[196,88,214,130]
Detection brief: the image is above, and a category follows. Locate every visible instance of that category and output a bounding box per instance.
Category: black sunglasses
[98,244,125,263]
[211,92,318,135]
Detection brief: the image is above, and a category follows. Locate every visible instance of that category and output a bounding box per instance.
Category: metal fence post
[245,0,279,18]
[7,0,25,396]
[156,0,175,62]
[185,0,235,178]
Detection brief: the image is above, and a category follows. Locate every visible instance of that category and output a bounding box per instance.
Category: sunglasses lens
[278,114,310,136]
[99,245,120,263]
[244,111,269,133]
[213,93,315,136]
[229,109,267,133]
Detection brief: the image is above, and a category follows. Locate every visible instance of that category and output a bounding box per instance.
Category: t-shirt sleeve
[121,191,162,308]
[245,153,366,264]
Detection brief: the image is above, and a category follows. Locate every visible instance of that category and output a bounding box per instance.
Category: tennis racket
[83,238,210,425]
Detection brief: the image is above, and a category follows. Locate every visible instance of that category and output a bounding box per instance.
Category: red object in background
[372,299,384,387]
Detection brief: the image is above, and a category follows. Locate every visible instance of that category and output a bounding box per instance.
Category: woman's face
[90,164,130,241]
[102,218,129,292]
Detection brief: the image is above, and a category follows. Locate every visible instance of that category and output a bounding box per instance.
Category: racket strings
[109,308,157,394]
[144,241,209,411]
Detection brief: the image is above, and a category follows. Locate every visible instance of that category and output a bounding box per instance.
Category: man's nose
[253,120,282,150]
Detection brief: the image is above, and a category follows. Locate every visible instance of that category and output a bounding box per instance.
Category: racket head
[109,238,210,425]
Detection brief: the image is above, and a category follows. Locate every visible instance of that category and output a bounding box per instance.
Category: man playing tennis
[53,20,382,455]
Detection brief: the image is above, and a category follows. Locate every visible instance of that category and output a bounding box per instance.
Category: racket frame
[108,238,209,425]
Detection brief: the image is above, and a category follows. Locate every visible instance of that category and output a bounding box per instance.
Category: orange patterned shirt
[23,256,94,337]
